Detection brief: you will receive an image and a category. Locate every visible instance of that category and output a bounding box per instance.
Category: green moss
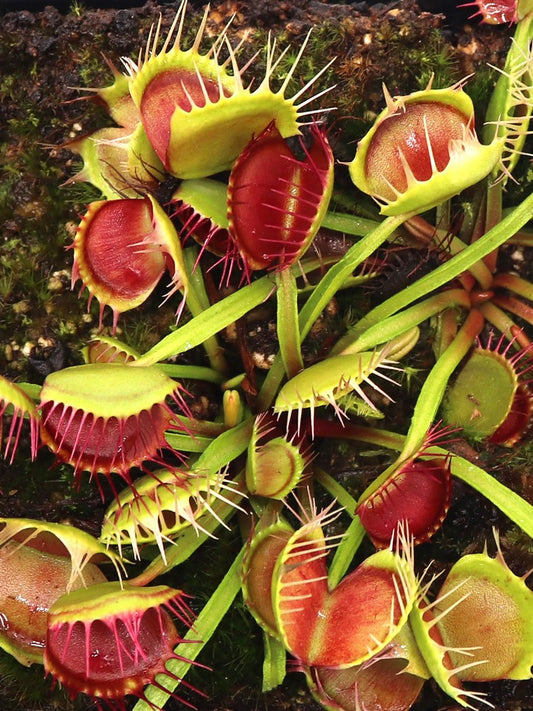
[75,47,111,87]
[464,65,499,120]
[0,651,77,710]
[409,30,458,91]
[69,1,86,18]
[267,25,339,98]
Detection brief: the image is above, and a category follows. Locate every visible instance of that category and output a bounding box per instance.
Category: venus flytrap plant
[461,0,533,24]
[44,581,201,711]
[0,519,115,666]
[71,194,189,332]
[123,0,334,179]
[1,4,533,711]
[348,82,504,216]
[0,374,39,462]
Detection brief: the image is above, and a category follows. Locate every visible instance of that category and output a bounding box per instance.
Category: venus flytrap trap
[303,639,428,711]
[483,13,533,182]
[99,467,237,561]
[355,430,453,548]
[313,420,533,540]
[38,362,193,494]
[71,194,189,332]
[66,125,166,200]
[100,419,252,560]
[409,533,533,708]
[227,121,334,272]
[171,178,235,272]
[461,0,533,24]
[44,582,201,711]
[431,535,533,682]
[271,521,417,670]
[245,413,311,499]
[0,374,39,462]
[122,0,334,180]
[83,334,141,364]
[0,537,107,666]
[242,509,417,666]
[443,335,533,446]
[348,82,504,216]
[0,518,117,666]
[273,346,403,436]
[0,3,533,711]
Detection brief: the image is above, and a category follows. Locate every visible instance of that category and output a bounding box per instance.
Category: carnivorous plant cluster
[1,2,532,710]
